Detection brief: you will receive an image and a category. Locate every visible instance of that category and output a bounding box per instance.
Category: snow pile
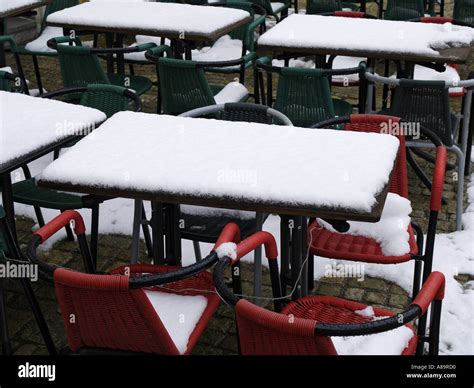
[25,27,64,53]
[213,81,249,104]
[215,242,238,260]
[144,290,207,354]
[258,15,474,58]
[318,193,413,256]
[192,35,245,64]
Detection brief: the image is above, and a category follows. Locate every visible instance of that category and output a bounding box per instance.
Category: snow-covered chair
[213,224,446,355]
[309,114,446,307]
[28,211,222,355]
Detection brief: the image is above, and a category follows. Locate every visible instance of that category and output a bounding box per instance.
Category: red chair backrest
[235,299,338,355]
[344,114,409,198]
[53,267,180,354]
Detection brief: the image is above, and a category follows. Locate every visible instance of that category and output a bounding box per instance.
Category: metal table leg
[151,202,165,264]
[1,174,17,243]
[164,203,182,266]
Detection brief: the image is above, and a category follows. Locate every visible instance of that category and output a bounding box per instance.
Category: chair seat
[213,81,249,104]
[309,220,417,263]
[107,73,153,96]
[179,208,266,242]
[330,56,364,85]
[12,178,85,210]
[271,2,288,13]
[282,295,417,355]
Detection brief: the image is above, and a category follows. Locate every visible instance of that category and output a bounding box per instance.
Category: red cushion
[308,220,418,264]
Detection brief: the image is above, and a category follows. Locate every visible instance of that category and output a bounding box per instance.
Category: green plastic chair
[11,84,141,265]
[257,60,362,127]
[306,0,360,13]
[146,47,249,114]
[13,0,80,94]
[250,0,290,21]
[454,0,474,25]
[47,36,154,96]
[384,0,426,20]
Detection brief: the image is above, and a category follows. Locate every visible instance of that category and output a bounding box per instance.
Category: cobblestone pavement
[1,0,473,355]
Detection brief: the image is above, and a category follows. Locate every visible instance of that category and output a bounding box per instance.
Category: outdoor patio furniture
[47,36,154,96]
[255,59,364,127]
[36,112,400,299]
[0,0,53,67]
[306,0,360,14]
[146,54,249,115]
[0,69,15,91]
[365,70,474,230]
[213,224,446,355]
[310,115,446,306]
[0,205,56,355]
[45,1,252,60]
[0,91,106,268]
[0,35,29,92]
[383,0,427,20]
[454,0,474,25]
[12,0,79,95]
[27,210,222,355]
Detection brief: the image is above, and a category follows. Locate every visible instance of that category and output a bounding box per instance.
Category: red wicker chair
[310,114,446,297]
[213,224,446,355]
[27,210,222,355]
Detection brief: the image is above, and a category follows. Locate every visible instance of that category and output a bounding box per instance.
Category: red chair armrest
[236,231,278,263]
[430,146,447,211]
[213,223,241,251]
[412,271,446,315]
[34,210,86,243]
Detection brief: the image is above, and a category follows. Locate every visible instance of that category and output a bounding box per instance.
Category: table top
[46,1,252,42]
[0,91,106,174]
[38,112,400,221]
[0,0,51,18]
[257,14,474,64]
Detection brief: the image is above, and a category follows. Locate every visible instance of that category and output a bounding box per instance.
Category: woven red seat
[309,222,418,264]
[282,295,418,355]
[54,264,220,355]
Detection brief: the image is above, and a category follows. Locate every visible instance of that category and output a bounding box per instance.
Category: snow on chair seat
[214,81,249,104]
[192,35,247,70]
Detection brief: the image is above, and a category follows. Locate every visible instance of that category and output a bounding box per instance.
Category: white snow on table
[0,91,106,169]
[258,15,474,58]
[40,112,399,213]
[317,193,413,256]
[144,290,207,355]
[47,2,250,38]
[0,0,43,14]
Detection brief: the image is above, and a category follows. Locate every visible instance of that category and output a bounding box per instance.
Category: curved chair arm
[195,56,246,69]
[144,44,172,62]
[0,70,18,82]
[408,16,473,28]
[47,35,83,49]
[90,42,158,55]
[0,35,18,52]
[365,70,474,89]
[311,116,350,128]
[320,10,377,18]
[259,59,366,77]
[179,103,294,125]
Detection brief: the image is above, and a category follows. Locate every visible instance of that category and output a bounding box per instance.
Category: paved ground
[1,0,473,355]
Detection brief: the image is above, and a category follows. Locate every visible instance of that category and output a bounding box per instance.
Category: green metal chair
[0,35,29,92]
[0,205,56,355]
[454,0,474,25]
[13,0,80,94]
[384,0,426,20]
[11,84,142,265]
[256,59,364,127]
[146,47,249,115]
[47,36,154,96]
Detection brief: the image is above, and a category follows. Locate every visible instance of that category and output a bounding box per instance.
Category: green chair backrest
[56,44,110,89]
[80,84,132,118]
[384,0,425,20]
[0,70,13,92]
[454,0,474,25]
[158,58,216,115]
[42,0,79,30]
[306,0,342,14]
[273,67,336,128]
[225,1,256,50]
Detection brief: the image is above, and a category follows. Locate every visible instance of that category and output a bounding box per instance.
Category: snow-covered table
[0,0,52,66]
[46,2,252,43]
[38,112,400,297]
[0,91,106,239]
[257,14,474,64]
